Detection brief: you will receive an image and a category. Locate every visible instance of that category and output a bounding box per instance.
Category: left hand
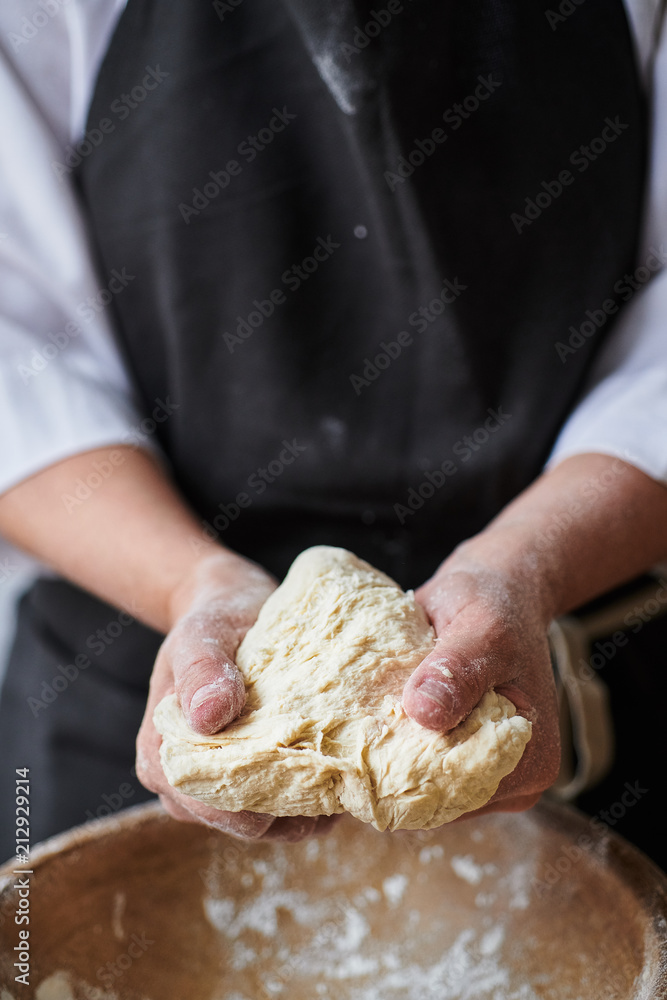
[402,452,667,820]
[402,555,561,816]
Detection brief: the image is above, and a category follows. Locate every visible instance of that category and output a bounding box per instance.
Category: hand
[136,549,336,841]
[402,553,561,817]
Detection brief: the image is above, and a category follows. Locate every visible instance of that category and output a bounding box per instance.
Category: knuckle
[159,794,184,820]
[135,751,162,794]
[177,654,234,695]
[137,767,160,794]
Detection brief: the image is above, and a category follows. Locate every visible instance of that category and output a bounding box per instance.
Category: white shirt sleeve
[547,0,667,482]
[0,0,146,497]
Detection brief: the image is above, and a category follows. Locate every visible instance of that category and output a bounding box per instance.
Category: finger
[312,814,342,836]
[402,634,504,732]
[258,813,341,842]
[451,792,542,822]
[171,632,247,735]
[486,684,560,799]
[164,785,277,839]
[158,790,339,843]
[136,705,170,797]
[195,807,276,839]
[158,793,201,825]
[260,816,321,842]
[137,652,276,839]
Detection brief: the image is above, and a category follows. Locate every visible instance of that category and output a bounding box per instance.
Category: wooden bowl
[1,799,666,998]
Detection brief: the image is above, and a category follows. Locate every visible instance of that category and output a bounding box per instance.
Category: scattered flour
[111,891,125,941]
[197,841,542,1000]
[34,973,76,1000]
[305,840,321,862]
[336,908,370,952]
[450,854,498,886]
[205,896,236,932]
[204,888,328,939]
[475,891,497,909]
[37,976,117,1000]
[503,862,533,911]
[479,925,505,956]
[382,873,408,906]
[229,941,257,971]
[33,973,112,1000]
[330,953,380,979]
[419,845,444,864]
[26,823,550,1000]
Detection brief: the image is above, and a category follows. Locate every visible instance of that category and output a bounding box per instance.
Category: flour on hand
[154,546,531,831]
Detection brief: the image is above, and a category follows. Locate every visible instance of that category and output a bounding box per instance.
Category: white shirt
[0,0,666,491]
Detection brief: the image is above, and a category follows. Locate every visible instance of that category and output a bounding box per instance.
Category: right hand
[136,549,336,841]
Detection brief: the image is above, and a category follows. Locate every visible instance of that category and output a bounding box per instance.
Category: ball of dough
[154,546,532,831]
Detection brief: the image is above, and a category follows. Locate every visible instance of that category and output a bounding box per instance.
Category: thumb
[402,635,498,733]
[171,632,246,736]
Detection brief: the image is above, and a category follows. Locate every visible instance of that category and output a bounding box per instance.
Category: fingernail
[416,678,449,707]
[189,682,222,713]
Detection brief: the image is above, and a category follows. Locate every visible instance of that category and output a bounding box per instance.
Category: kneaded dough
[154,546,532,831]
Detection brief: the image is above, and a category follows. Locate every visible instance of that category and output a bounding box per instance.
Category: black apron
[74,0,646,583]
[1,0,655,862]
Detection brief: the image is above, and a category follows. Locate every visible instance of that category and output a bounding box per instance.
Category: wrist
[167,547,275,633]
[441,454,667,625]
[168,548,244,624]
[440,525,559,628]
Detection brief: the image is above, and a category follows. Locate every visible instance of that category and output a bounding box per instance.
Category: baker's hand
[402,552,560,816]
[136,549,334,841]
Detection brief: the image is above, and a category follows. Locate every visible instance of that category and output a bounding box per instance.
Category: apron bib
[0,0,648,857]
[75,0,646,584]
